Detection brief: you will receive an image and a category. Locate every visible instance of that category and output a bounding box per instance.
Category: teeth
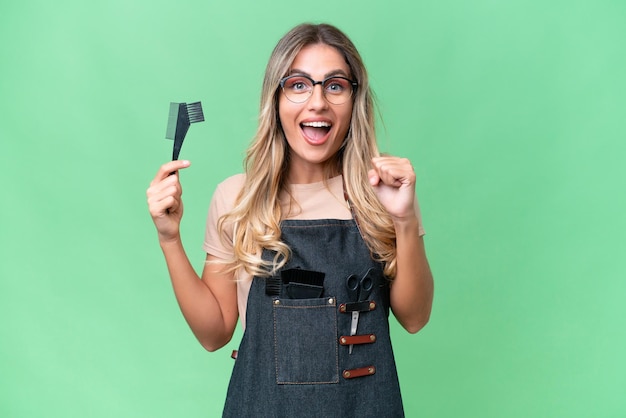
[301,121,331,128]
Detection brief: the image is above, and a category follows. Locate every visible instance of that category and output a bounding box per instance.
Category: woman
[147,23,433,417]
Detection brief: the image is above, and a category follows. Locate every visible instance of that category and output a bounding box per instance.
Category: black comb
[281,268,325,299]
[165,101,205,160]
[265,276,282,296]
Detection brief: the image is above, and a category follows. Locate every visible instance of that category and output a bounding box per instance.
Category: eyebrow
[288,68,351,79]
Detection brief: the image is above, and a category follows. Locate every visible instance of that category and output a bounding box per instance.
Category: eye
[325,78,349,94]
[285,77,311,93]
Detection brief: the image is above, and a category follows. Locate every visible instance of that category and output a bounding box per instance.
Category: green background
[1,0,625,416]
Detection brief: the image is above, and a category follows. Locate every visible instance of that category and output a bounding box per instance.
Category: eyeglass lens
[281,75,354,105]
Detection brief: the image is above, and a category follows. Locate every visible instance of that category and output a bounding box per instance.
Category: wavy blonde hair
[218,23,397,278]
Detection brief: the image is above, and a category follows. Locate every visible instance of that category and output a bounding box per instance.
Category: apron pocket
[273,296,339,384]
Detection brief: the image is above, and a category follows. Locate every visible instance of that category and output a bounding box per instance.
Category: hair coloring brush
[165,101,205,160]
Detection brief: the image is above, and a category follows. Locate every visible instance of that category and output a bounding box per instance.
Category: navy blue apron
[223,219,405,417]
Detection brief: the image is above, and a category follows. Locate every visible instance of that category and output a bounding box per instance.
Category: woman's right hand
[146,160,191,243]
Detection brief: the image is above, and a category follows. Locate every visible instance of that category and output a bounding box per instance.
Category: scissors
[345,267,376,354]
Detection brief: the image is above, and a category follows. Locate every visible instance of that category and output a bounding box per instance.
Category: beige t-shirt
[203,173,424,329]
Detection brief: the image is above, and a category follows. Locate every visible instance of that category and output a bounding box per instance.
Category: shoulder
[215,173,246,199]
[217,173,246,191]
[210,173,246,214]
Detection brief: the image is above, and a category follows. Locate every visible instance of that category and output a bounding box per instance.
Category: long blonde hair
[218,23,397,278]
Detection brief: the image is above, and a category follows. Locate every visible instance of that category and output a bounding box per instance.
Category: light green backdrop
[1,0,625,417]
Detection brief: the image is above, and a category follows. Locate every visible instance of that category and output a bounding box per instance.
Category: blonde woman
[147,23,433,417]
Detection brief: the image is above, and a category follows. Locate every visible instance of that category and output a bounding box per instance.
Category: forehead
[289,43,350,77]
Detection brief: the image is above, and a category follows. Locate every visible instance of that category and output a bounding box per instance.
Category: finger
[147,182,183,215]
[151,183,182,203]
[372,156,412,172]
[151,160,191,185]
[146,175,181,201]
[151,194,183,218]
[371,158,403,187]
[371,157,415,187]
[148,196,176,218]
[368,168,380,186]
[147,187,177,210]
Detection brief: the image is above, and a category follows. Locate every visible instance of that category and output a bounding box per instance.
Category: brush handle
[165,101,204,161]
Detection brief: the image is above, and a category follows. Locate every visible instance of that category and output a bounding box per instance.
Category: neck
[286,160,341,184]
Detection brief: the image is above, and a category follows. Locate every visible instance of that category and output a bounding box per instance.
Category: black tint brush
[165,101,205,160]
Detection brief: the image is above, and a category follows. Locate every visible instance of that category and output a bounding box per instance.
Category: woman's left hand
[368,156,417,222]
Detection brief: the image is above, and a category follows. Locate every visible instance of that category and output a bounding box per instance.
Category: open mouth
[300,121,332,142]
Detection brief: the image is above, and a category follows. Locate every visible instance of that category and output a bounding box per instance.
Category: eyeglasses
[279,74,358,105]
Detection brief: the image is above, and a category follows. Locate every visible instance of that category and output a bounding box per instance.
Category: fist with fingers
[368,156,417,221]
[146,160,191,242]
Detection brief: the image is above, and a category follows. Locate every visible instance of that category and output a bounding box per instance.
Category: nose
[307,83,328,109]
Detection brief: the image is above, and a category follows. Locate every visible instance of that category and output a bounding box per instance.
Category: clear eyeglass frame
[279,74,358,105]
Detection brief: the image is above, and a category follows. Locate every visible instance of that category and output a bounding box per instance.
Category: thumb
[368,169,380,186]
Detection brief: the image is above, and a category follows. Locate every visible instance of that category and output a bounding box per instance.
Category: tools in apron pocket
[265,268,326,299]
[339,267,381,354]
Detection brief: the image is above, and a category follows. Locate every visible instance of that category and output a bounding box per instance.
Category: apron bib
[223,219,404,417]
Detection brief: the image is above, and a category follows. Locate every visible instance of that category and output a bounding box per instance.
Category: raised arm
[368,156,434,334]
[147,160,238,351]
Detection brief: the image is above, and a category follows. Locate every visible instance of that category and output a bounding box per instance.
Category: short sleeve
[203,174,246,259]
